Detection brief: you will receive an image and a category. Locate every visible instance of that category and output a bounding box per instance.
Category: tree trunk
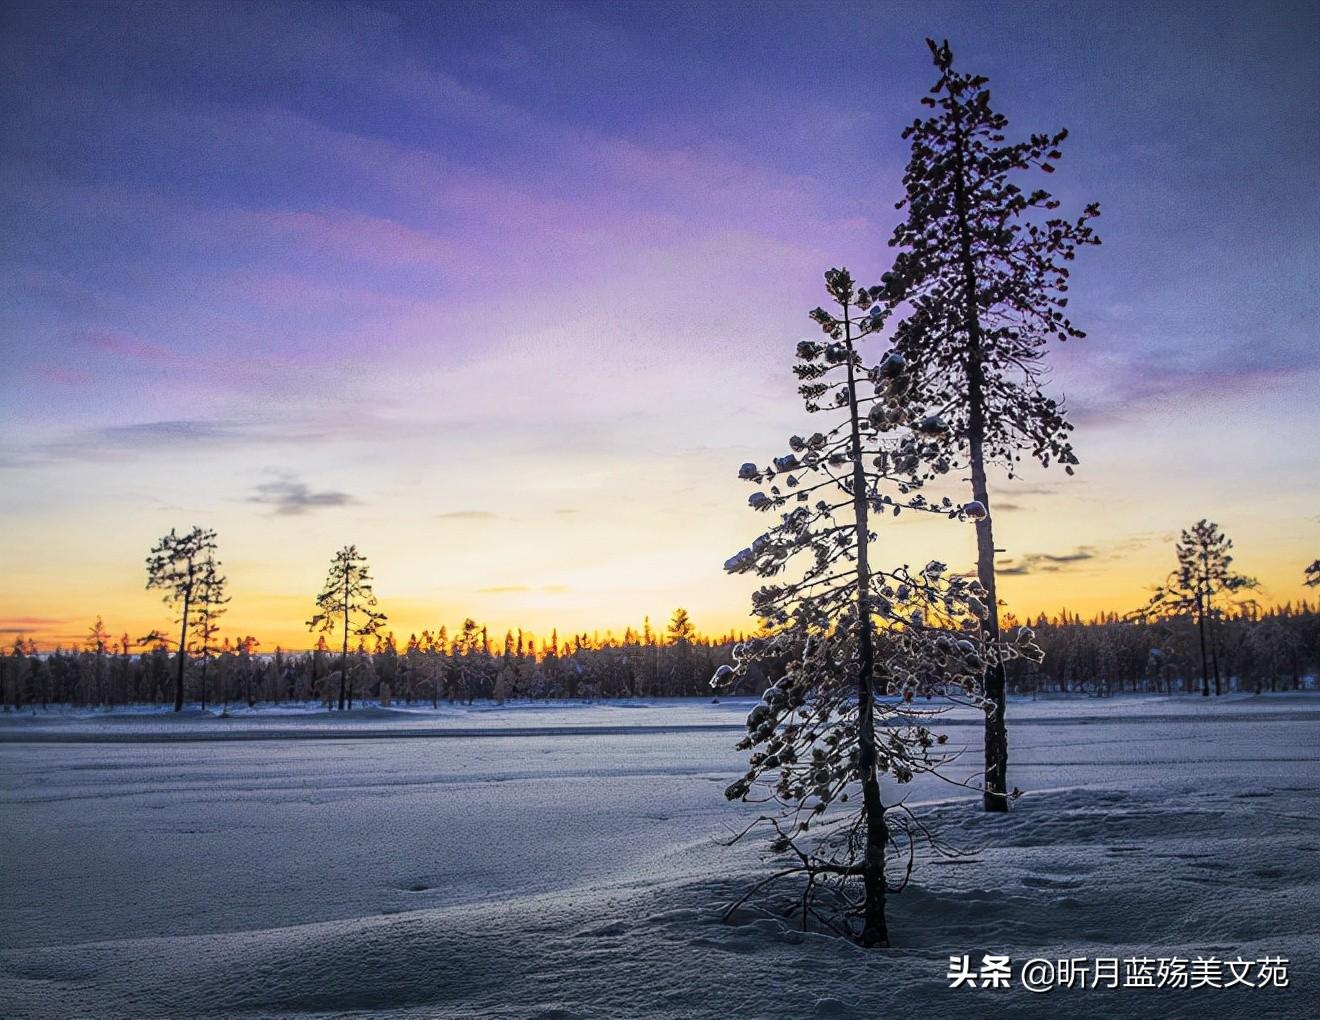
[339,571,350,712]
[339,626,349,711]
[970,436,1007,810]
[174,588,190,712]
[843,311,889,948]
[1196,602,1210,697]
[948,97,1009,812]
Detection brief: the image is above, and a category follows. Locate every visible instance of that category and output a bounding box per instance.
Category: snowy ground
[1,694,1317,1018]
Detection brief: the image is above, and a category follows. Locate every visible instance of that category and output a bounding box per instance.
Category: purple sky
[2,0,1317,647]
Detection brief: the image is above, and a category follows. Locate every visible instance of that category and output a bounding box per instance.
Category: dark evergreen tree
[1136,520,1257,696]
[146,526,221,711]
[190,554,229,710]
[880,39,1100,810]
[307,546,387,710]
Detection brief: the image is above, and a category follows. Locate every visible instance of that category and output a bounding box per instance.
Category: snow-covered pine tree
[714,267,1042,946]
[307,545,387,711]
[189,553,229,710]
[879,39,1101,811]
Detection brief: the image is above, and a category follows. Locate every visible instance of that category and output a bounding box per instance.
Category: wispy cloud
[1064,347,1318,427]
[80,329,190,364]
[436,510,498,520]
[0,616,71,630]
[996,484,1063,498]
[105,420,259,444]
[476,584,568,595]
[997,546,1098,577]
[3,414,406,469]
[247,475,355,516]
[0,420,287,468]
[997,534,1158,577]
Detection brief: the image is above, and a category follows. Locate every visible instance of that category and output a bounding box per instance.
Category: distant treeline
[2,603,1317,710]
[1006,602,1319,696]
[0,611,744,709]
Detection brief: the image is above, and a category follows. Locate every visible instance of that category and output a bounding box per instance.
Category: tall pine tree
[881,39,1100,811]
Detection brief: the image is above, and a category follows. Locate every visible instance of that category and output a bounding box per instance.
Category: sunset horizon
[3,4,1318,1017]
[5,3,1314,657]
[4,3,1317,657]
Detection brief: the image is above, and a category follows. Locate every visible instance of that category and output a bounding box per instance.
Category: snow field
[1,694,1317,1018]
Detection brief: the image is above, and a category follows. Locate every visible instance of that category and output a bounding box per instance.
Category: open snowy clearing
[1,694,1317,1018]
[1,690,1314,738]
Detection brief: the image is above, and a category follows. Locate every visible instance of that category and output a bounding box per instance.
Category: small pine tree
[1136,520,1257,696]
[715,267,1041,945]
[84,616,111,705]
[667,608,696,644]
[189,554,229,710]
[146,526,220,711]
[307,546,387,710]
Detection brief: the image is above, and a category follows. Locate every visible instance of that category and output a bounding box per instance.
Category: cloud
[996,484,1063,497]
[996,534,1159,577]
[1064,348,1319,427]
[997,546,1098,577]
[0,420,288,467]
[436,510,498,520]
[476,584,568,595]
[247,476,355,516]
[106,420,256,443]
[4,412,422,469]
[80,329,188,364]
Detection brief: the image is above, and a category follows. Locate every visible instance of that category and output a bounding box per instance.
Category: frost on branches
[713,268,1042,947]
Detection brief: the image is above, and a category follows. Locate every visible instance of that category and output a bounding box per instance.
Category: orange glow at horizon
[4,519,1315,654]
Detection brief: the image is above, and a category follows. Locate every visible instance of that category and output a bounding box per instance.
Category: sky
[1,0,1318,650]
